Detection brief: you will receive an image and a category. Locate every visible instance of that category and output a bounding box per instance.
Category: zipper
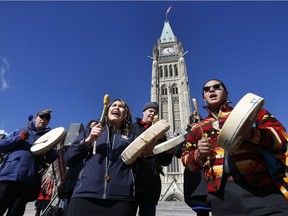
[103,129,115,199]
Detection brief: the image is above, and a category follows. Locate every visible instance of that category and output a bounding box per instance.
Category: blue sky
[1,1,288,134]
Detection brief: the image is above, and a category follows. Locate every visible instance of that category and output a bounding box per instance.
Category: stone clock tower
[151,20,192,136]
[150,20,193,201]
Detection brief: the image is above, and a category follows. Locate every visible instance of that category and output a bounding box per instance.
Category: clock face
[162,47,174,54]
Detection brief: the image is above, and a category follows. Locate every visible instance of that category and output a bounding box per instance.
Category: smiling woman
[64,98,138,216]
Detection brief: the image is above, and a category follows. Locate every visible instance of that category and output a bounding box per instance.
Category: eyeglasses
[203,84,223,93]
[39,115,51,120]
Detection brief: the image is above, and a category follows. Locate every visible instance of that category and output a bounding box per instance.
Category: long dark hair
[106,99,133,136]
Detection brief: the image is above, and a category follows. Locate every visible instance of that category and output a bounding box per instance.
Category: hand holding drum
[121,119,170,164]
[218,93,264,153]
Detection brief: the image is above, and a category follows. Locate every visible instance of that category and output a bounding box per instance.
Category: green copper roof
[160,20,176,43]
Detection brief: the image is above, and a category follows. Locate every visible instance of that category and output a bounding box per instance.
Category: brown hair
[106,99,133,136]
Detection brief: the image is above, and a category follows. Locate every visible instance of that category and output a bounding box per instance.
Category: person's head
[202,79,228,112]
[106,99,132,134]
[86,119,98,130]
[34,109,53,130]
[142,102,159,124]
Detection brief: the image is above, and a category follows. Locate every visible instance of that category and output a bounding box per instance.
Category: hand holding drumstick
[84,124,103,145]
[88,94,109,155]
[192,98,212,166]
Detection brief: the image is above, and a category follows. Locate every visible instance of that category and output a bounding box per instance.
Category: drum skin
[153,134,185,155]
[218,93,265,153]
[121,119,170,165]
[31,127,67,155]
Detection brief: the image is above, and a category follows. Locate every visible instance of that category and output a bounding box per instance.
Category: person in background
[61,119,98,203]
[181,79,288,215]
[174,114,210,216]
[0,109,57,216]
[132,102,173,216]
[64,99,138,216]
[34,165,56,216]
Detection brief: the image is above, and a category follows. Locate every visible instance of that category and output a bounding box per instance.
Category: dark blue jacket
[0,122,57,188]
[64,125,137,201]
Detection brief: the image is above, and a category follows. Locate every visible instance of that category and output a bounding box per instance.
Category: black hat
[142,102,159,112]
[37,109,53,117]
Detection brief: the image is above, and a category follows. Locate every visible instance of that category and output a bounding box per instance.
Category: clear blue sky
[1,1,288,134]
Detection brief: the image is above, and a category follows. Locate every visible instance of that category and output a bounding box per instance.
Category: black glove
[20,131,30,140]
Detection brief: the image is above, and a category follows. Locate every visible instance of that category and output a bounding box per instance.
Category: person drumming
[181,79,288,215]
[64,99,138,216]
[0,109,57,216]
[132,102,173,216]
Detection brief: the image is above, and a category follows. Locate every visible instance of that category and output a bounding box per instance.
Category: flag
[166,6,172,15]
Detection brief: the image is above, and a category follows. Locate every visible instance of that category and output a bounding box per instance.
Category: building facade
[150,20,193,201]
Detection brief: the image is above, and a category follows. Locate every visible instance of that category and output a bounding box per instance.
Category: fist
[20,131,30,140]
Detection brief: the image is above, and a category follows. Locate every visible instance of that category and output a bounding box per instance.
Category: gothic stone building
[150,20,193,201]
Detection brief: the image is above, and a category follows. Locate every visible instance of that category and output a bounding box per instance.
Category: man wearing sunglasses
[182,79,288,215]
[0,109,57,216]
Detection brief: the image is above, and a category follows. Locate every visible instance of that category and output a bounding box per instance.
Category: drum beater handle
[192,98,204,135]
[93,94,110,155]
[26,115,34,133]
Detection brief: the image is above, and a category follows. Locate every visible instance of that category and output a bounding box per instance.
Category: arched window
[161,85,168,96]
[161,97,168,123]
[172,84,178,95]
[169,65,173,77]
[159,66,163,78]
[164,65,168,77]
[174,64,178,77]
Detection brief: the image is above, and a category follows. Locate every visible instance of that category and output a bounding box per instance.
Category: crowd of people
[1,79,288,216]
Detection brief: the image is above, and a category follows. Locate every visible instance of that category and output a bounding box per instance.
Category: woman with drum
[181,79,288,215]
[64,99,137,216]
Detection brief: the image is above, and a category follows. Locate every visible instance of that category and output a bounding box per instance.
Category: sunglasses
[203,84,223,93]
[39,114,51,120]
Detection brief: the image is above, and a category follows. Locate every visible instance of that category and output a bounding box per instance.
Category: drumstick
[26,115,34,133]
[192,98,199,115]
[192,98,211,168]
[93,94,110,155]
[192,98,203,135]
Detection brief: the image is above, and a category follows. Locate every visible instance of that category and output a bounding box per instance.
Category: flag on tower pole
[165,5,172,20]
[166,5,172,15]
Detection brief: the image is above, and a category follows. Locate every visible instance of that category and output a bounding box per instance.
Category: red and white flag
[166,6,172,15]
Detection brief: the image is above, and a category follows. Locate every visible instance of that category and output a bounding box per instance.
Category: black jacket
[132,118,173,204]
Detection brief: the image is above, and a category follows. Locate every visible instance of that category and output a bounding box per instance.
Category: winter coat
[64,125,137,201]
[0,122,57,188]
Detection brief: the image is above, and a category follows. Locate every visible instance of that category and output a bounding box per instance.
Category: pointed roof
[160,20,176,44]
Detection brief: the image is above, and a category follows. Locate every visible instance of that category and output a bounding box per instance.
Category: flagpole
[165,5,172,21]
